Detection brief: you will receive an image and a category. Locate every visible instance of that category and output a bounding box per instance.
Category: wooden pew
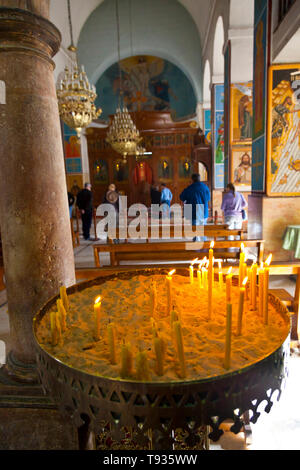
[105,225,243,244]
[70,217,80,247]
[93,239,264,268]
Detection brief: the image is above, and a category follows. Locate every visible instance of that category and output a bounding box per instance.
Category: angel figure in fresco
[272,96,298,140]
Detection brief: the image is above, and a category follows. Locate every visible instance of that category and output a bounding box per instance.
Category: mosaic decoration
[213,84,225,189]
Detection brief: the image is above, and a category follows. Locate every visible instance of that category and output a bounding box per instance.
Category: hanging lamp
[56,0,102,137]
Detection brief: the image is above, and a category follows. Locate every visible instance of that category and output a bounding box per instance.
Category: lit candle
[226,267,232,303]
[258,263,264,318]
[237,277,248,336]
[202,267,208,290]
[153,335,165,376]
[170,309,178,326]
[135,350,150,381]
[239,243,245,287]
[166,269,175,315]
[60,286,69,312]
[189,258,198,284]
[120,342,133,378]
[173,321,186,378]
[208,242,214,320]
[246,267,252,301]
[251,263,258,311]
[55,311,62,344]
[263,254,272,325]
[224,303,232,370]
[197,265,202,289]
[218,261,224,290]
[57,298,67,332]
[107,322,117,365]
[94,296,102,341]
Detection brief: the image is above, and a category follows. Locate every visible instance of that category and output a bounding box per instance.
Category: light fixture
[56,0,102,137]
[106,0,142,161]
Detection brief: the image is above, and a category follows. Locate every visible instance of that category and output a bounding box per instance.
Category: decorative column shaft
[0,7,76,380]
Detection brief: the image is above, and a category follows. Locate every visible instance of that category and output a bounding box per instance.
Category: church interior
[0,0,300,451]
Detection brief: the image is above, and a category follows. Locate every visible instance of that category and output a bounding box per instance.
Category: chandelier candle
[94,296,102,341]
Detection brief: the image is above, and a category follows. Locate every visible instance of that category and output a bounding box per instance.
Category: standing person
[221,183,247,230]
[68,191,75,218]
[160,182,173,218]
[180,173,210,224]
[76,183,93,241]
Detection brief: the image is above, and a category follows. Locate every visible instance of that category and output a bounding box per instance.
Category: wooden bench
[71,217,80,247]
[93,239,264,268]
[104,225,243,244]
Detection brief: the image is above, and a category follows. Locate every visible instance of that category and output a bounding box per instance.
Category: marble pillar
[0,7,76,382]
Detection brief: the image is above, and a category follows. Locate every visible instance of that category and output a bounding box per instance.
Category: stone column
[0,7,76,382]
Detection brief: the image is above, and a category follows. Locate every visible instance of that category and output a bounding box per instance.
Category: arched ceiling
[49,0,214,102]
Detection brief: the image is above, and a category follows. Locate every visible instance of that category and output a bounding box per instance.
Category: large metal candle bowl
[33,268,290,450]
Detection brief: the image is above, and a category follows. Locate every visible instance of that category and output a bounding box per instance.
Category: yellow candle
[136,350,150,381]
[107,322,117,365]
[60,286,69,312]
[246,267,252,301]
[237,277,247,336]
[224,303,232,369]
[55,311,62,344]
[150,281,157,317]
[226,267,232,303]
[50,311,57,346]
[197,268,202,289]
[208,242,214,320]
[218,261,224,290]
[202,267,208,290]
[263,254,272,325]
[120,342,133,378]
[189,258,198,284]
[251,263,258,311]
[258,264,264,318]
[57,298,67,332]
[170,309,178,326]
[166,269,175,315]
[173,321,186,378]
[94,296,102,341]
[154,336,165,376]
[239,243,245,287]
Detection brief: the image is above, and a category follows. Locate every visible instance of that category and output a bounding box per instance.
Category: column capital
[0,7,61,66]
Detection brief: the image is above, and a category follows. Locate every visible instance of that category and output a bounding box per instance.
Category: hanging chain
[116,0,123,105]
[67,0,75,48]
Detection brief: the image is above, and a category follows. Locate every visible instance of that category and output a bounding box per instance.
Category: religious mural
[252,0,270,192]
[178,157,192,180]
[267,64,300,196]
[94,159,109,185]
[224,42,231,187]
[231,82,253,143]
[95,55,197,121]
[113,159,129,183]
[157,157,173,182]
[232,147,252,192]
[204,109,211,145]
[213,84,225,189]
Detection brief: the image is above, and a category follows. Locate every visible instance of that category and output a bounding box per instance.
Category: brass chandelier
[106,0,142,160]
[56,0,102,137]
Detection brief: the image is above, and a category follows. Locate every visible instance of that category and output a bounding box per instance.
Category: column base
[0,364,78,450]
[2,351,40,385]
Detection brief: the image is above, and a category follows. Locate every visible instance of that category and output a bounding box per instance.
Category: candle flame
[227,266,232,275]
[95,296,102,304]
[168,269,176,276]
[241,242,245,252]
[244,254,248,262]
[191,258,198,266]
[203,256,207,263]
[210,241,215,249]
[260,262,264,269]
[242,277,248,286]
[265,254,272,266]
[218,261,222,269]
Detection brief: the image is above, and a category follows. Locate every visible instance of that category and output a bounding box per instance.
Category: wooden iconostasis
[86,111,211,208]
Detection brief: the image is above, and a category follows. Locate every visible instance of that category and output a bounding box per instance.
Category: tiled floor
[0,236,299,450]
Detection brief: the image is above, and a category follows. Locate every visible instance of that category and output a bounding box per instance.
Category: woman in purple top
[221,183,247,230]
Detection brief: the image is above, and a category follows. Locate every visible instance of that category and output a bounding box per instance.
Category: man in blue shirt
[160,182,173,218]
[180,174,211,240]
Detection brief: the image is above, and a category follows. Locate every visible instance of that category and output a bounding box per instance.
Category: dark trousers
[82,209,93,240]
